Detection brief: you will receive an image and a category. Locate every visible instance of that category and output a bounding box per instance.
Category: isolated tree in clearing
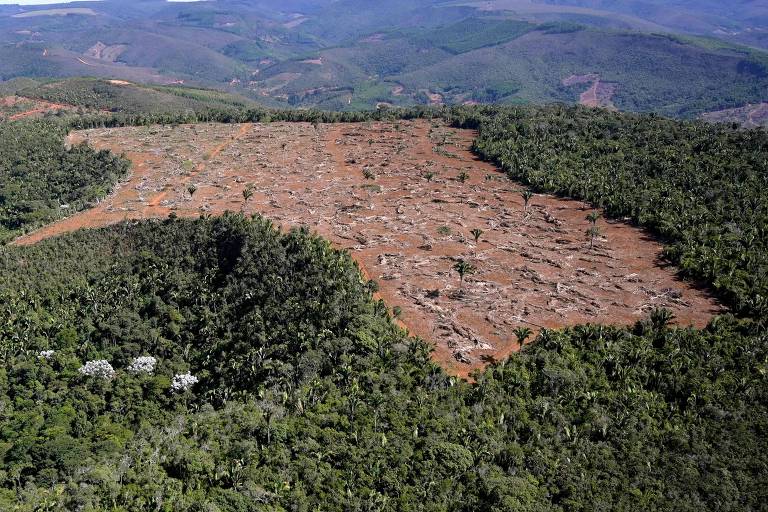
[453,259,476,290]
[242,184,255,210]
[586,211,601,226]
[587,225,601,248]
[522,190,534,212]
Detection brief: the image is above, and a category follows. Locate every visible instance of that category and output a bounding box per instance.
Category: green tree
[521,190,534,212]
[513,326,533,345]
[242,184,255,210]
[453,259,476,290]
[586,225,600,248]
[586,211,601,226]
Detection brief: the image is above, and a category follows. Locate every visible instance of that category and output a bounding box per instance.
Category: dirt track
[13,120,722,377]
[0,96,74,120]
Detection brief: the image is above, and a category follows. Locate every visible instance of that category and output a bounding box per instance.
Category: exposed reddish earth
[13,120,722,377]
[702,103,768,128]
[562,74,617,109]
[0,96,74,120]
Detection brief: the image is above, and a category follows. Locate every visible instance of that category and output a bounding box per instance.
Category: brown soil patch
[702,103,768,128]
[1,95,74,120]
[13,120,722,377]
[85,42,128,62]
[563,74,617,109]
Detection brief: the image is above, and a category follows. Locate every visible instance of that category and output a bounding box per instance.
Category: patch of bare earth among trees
[562,74,617,109]
[702,103,768,128]
[13,120,722,377]
[0,96,75,120]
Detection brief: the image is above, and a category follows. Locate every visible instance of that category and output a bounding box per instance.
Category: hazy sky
[0,0,95,4]
[0,0,202,4]
[0,0,76,3]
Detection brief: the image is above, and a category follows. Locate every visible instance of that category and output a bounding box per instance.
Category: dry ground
[702,103,768,129]
[14,120,722,377]
[562,74,617,110]
[0,96,74,120]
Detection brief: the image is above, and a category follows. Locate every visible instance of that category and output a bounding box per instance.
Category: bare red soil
[702,103,768,128]
[13,120,722,377]
[0,96,74,120]
[562,74,617,109]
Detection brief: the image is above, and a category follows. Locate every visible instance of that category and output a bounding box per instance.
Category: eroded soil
[14,120,722,377]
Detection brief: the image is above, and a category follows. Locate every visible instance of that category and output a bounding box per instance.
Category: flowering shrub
[78,360,115,380]
[127,356,157,375]
[172,373,198,392]
[38,350,55,360]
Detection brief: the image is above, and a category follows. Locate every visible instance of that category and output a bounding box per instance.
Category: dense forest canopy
[0,120,128,243]
[451,105,768,318]
[0,215,765,510]
[0,101,766,509]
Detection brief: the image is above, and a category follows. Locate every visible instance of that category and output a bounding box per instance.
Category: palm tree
[187,184,197,199]
[453,259,476,290]
[513,326,533,346]
[470,228,483,244]
[242,184,255,210]
[586,211,601,226]
[586,225,600,248]
[521,190,534,212]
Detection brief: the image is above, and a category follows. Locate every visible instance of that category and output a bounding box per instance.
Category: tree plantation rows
[0,215,765,511]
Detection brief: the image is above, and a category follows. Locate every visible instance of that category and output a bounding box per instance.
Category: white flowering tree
[127,356,157,375]
[172,373,199,392]
[38,350,55,360]
[78,360,115,380]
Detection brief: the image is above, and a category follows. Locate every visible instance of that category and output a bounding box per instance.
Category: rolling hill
[6,77,260,114]
[0,0,766,118]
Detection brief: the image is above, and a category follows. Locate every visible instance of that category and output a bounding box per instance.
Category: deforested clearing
[15,120,722,376]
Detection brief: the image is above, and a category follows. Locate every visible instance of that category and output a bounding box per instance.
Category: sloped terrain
[0,1,766,116]
[15,120,721,376]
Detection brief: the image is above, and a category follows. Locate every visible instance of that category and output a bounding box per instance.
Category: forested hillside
[7,78,259,115]
[1,0,766,116]
[0,120,128,243]
[0,98,766,509]
[453,105,768,318]
[0,215,765,510]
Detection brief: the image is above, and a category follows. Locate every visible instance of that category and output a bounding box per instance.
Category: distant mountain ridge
[0,0,765,119]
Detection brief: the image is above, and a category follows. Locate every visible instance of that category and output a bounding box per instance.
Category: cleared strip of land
[14,120,722,376]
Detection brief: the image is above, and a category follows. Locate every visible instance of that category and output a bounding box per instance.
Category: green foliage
[454,104,768,317]
[0,216,765,509]
[0,119,129,242]
[452,259,475,288]
[19,78,257,115]
[410,17,535,54]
